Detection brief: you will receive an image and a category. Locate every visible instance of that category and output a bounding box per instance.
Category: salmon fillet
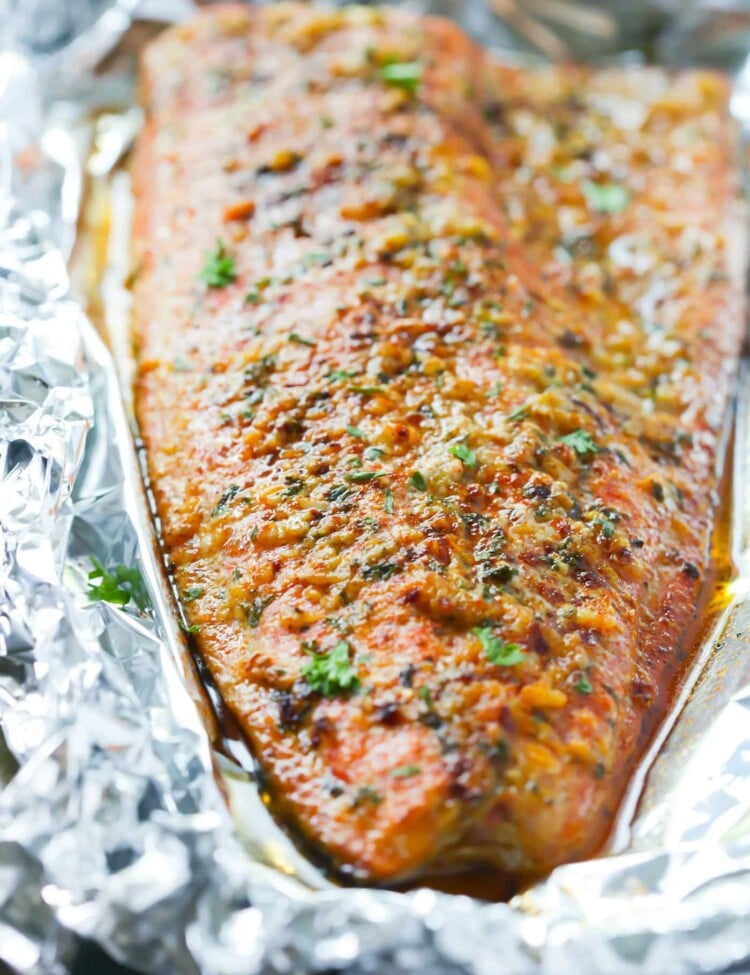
[132,3,745,883]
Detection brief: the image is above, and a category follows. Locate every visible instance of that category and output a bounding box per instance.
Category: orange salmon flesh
[132,3,745,883]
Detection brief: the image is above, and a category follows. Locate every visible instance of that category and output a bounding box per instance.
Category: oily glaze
[132,3,744,883]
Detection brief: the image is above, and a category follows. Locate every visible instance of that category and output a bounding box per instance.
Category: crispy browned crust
[132,3,744,882]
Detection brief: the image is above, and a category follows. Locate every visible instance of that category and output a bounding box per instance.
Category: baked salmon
[132,2,744,883]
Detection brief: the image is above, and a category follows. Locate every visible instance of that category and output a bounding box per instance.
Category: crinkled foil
[4,2,750,974]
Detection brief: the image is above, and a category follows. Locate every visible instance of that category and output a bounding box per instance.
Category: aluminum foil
[4,2,750,974]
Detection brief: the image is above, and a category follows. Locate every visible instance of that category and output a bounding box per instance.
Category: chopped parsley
[212,483,241,515]
[559,429,599,458]
[351,785,383,807]
[201,239,236,288]
[182,585,205,603]
[582,181,631,215]
[301,640,360,697]
[87,558,148,611]
[473,626,525,667]
[380,61,422,95]
[326,368,359,382]
[409,471,427,492]
[245,277,271,303]
[362,561,402,581]
[487,381,503,399]
[508,405,529,423]
[245,596,273,628]
[364,446,385,461]
[346,425,366,438]
[391,764,421,778]
[181,622,200,635]
[326,484,353,504]
[289,333,316,347]
[449,443,478,469]
[383,487,394,513]
[574,673,593,694]
[344,470,386,483]
[282,476,305,498]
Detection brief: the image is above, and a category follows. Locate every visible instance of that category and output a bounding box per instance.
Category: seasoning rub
[133,3,744,882]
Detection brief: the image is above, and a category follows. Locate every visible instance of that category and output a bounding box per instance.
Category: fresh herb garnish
[346,425,366,438]
[87,558,148,610]
[344,471,386,483]
[289,333,316,347]
[449,443,478,469]
[508,405,529,423]
[409,471,427,492]
[245,277,271,303]
[181,622,200,635]
[380,61,423,95]
[487,381,503,399]
[201,239,236,288]
[301,640,360,697]
[391,764,421,778]
[383,487,394,513]
[364,446,385,460]
[326,368,359,382]
[574,673,593,694]
[212,483,241,515]
[582,181,630,215]
[245,596,273,628]
[326,484,353,504]
[351,785,383,807]
[282,476,305,498]
[473,626,525,666]
[559,429,599,458]
[362,561,402,581]
[182,585,205,603]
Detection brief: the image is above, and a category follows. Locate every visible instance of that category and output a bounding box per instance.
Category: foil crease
[3,2,750,974]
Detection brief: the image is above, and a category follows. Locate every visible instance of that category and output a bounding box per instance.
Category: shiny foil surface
[2,2,750,973]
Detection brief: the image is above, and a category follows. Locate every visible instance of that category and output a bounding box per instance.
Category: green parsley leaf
[182,585,205,603]
[87,558,148,611]
[289,333,316,347]
[582,181,631,215]
[344,470,386,483]
[201,239,236,288]
[380,61,422,95]
[362,561,402,581]
[383,487,394,513]
[409,471,427,492]
[574,673,593,694]
[473,626,525,666]
[365,446,385,461]
[346,425,366,438]
[508,405,529,423]
[212,483,241,515]
[391,764,421,778]
[487,381,503,399]
[559,429,599,458]
[245,596,273,628]
[301,640,360,697]
[181,622,200,635]
[282,476,305,497]
[449,443,478,469]
[351,785,383,807]
[326,484,353,504]
[326,368,359,382]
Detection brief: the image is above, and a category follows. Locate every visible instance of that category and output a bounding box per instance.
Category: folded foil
[3,2,750,973]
